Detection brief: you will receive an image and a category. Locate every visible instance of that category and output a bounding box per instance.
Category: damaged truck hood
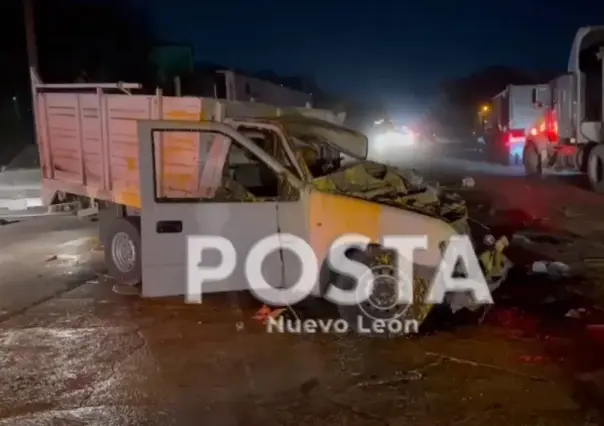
[312,161,511,309]
[312,161,468,230]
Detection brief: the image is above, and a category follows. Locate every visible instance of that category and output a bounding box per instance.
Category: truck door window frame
[150,127,303,204]
[229,121,307,182]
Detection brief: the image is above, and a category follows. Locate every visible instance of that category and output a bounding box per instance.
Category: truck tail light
[503,132,510,145]
[532,111,558,143]
[504,129,526,146]
[545,115,558,143]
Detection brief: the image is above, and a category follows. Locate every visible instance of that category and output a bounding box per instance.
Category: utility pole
[23,0,40,153]
[23,0,38,72]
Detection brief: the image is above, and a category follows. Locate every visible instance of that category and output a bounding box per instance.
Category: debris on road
[530,261,571,277]
[511,233,534,245]
[112,284,141,296]
[511,231,574,246]
[531,261,550,274]
[461,176,475,188]
[564,308,586,319]
[561,206,585,218]
[252,305,287,324]
[356,369,425,388]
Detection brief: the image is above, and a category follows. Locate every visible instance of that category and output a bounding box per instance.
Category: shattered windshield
[288,129,426,194]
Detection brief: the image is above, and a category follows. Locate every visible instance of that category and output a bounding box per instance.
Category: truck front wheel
[587,144,604,193]
[105,217,142,286]
[333,247,432,336]
[523,142,542,178]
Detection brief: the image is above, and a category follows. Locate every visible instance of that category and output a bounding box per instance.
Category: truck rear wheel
[105,217,142,286]
[587,144,604,193]
[523,142,542,178]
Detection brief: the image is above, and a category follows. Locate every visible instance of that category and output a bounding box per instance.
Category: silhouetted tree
[0,1,29,99]
[36,0,155,85]
[0,0,155,165]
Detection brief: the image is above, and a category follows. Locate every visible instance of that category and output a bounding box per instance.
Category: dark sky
[140,0,603,119]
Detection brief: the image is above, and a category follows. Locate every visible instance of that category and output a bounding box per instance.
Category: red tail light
[503,129,526,146]
[531,111,558,143]
[503,132,510,145]
[544,111,558,142]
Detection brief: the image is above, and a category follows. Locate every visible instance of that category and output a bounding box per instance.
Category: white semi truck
[480,84,549,165]
[523,26,604,191]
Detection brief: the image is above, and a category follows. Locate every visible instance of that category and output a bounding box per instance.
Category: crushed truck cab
[133,115,509,326]
[33,74,510,328]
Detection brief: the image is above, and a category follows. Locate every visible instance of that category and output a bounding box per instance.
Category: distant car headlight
[374,131,416,147]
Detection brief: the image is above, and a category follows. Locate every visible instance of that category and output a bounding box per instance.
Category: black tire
[587,144,604,193]
[578,143,597,173]
[523,142,542,178]
[104,216,142,286]
[333,248,432,337]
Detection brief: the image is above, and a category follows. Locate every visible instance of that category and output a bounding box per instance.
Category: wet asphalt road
[0,217,98,320]
[2,156,604,425]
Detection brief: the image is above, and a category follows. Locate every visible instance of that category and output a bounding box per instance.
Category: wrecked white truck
[32,73,510,330]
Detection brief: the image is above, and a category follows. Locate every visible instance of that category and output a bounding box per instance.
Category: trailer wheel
[579,142,597,173]
[523,142,542,178]
[587,144,604,193]
[105,217,142,286]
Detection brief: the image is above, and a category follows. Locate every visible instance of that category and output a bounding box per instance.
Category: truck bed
[35,91,335,209]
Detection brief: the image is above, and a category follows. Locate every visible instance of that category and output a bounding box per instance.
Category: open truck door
[136,119,304,299]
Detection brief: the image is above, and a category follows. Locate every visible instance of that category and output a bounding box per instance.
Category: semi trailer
[481,84,549,165]
[523,26,604,191]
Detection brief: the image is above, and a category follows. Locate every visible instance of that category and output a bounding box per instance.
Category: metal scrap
[461,176,475,188]
[530,261,571,278]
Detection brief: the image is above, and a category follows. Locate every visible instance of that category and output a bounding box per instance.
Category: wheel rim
[111,231,136,273]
